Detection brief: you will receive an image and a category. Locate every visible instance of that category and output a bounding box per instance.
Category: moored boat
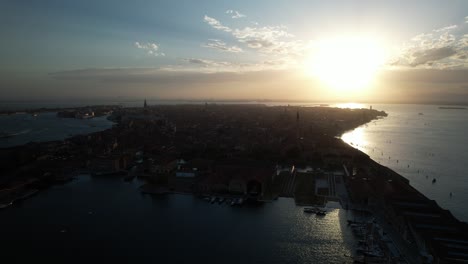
[304,207,318,213]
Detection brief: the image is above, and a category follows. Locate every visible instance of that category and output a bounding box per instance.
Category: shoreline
[1,103,466,262]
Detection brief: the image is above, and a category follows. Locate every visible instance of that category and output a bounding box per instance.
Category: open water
[342,104,468,222]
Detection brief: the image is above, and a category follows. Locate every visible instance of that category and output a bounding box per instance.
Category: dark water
[0,112,114,148]
[0,176,357,263]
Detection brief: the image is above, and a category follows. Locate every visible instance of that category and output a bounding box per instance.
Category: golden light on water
[341,126,368,150]
[304,36,387,94]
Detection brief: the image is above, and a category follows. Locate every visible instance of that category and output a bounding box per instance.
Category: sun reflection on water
[333,103,366,109]
[341,126,368,151]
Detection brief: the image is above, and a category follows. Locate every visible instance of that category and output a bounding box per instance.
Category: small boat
[230,199,236,206]
[236,198,244,205]
[204,197,211,201]
[432,178,437,184]
[218,197,225,204]
[304,207,318,213]
[210,197,216,204]
[316,210,326,216]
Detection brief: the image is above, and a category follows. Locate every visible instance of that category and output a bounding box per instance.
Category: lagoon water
[0,112,114,148]
[0,176,356,263]
[342,104,468,222]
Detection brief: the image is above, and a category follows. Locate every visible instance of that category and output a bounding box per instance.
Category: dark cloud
[48,68,292,84]
[410,46,457,66]
[380,68,468,83]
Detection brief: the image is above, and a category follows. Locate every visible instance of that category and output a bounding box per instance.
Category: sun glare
[305,36,387,93]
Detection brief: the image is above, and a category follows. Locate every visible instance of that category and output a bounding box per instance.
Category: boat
[236,197,244,205]
[432,178,437,184]
[230,199,236,206]
[304,207,318,213]
[316,210,326,216]
[218,197,225,204]
[210,197,216,204]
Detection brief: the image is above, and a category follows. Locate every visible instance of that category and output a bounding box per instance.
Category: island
[0,103,467,263]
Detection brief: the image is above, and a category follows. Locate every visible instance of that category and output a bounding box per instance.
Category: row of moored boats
[204,196,245,206]
[303,207,327,216]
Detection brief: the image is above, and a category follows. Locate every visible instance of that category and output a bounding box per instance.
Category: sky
[0,0,468,103]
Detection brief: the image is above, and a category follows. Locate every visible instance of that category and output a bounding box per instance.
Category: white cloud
[232,26,306,56]
[176,56,294,73]
[202,39,243,53]
[134,41,165,56]
[202,14,307,72]
[434,25,457,32]
[203,15,231,32]
[203,14,306,57]
[391,21,468,69]
[226,10,246,19]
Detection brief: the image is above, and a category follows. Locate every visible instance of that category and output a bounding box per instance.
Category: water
[342,104,468,222]
[0,176,357,263]
[0,112,114,148]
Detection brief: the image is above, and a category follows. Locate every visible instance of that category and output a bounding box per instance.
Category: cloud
[226,10,246,19]
[410,46,457,66]
[434,25,457,32]
[232,26,306,56]
[48,67,298,87]
[380,68,468,83]
[202,39,243,53]
[183,58,232,68]
[391,21,468,69]
[134,42,165,56]
[177,57,292,73]
[203,14,305,57]
[203,15,231,32]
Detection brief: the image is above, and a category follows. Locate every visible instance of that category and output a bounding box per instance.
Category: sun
[305,36,387,93]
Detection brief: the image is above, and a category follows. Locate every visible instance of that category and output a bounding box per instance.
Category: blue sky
[1,0,468,102]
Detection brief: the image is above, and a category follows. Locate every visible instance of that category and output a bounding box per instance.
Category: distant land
[1,98,468,112]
